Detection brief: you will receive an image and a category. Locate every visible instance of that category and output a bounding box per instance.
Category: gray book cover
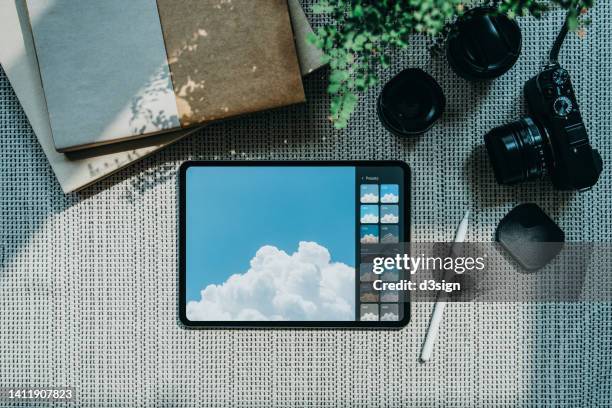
[26,0,181,152]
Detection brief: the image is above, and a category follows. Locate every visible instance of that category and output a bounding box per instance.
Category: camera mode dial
[552,68,569,86]
[553,96,573,117]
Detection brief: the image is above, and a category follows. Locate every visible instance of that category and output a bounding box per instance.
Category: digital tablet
[179,161,410,328]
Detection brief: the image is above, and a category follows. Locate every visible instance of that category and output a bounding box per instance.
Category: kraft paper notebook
[1,0,324,193]
[25,0,306,152]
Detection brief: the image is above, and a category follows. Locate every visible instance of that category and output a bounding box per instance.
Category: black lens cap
[447,7,522,80]
[377,68,445,136]
[495,203,565,271]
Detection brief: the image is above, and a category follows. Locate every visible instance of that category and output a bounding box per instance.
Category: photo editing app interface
[357,167,406,323]
[184,165,406,324]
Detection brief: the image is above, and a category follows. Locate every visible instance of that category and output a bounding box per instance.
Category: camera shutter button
[553,96,573,117]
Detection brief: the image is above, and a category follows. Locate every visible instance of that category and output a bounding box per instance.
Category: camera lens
[484,117,548,185]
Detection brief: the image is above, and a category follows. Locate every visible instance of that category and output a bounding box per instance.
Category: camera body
[484,64,603,191]
[524,64,602,190]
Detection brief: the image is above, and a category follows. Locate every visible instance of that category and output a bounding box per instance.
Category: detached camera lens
[484,117,547,185]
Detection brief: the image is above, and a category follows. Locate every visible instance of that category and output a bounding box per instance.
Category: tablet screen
[179,161,410,328]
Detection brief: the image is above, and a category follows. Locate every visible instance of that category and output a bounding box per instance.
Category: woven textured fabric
[1,1,611,406]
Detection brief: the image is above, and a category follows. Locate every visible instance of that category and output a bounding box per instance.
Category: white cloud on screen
[381,312,399,321]
[361,193,378,203]
[380,214,399,223]
[360,213,379,223]
[380,193,399,203]
[186,242,355,321]
[360,234,379,244]
[360,312,378,321]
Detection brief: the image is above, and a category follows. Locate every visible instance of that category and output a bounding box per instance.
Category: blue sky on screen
[360,205,379,223]
[380,184,399,203]
[380,205,399,224]
[360,225,379,244]
[360,184,379,203]
[185,166,356,303]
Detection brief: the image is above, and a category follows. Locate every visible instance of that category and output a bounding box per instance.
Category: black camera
[484,63,603,191]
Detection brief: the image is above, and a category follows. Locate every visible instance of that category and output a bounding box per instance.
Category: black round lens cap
[377,68,445,136]
[447,7,522,80]
[495,203,565,271]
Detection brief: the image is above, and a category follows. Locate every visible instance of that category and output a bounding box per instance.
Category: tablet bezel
[179,160,411,329]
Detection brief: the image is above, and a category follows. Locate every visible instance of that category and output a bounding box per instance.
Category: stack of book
[0,0,324,193]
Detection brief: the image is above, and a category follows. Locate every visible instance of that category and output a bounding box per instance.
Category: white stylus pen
[420,210,470,362]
